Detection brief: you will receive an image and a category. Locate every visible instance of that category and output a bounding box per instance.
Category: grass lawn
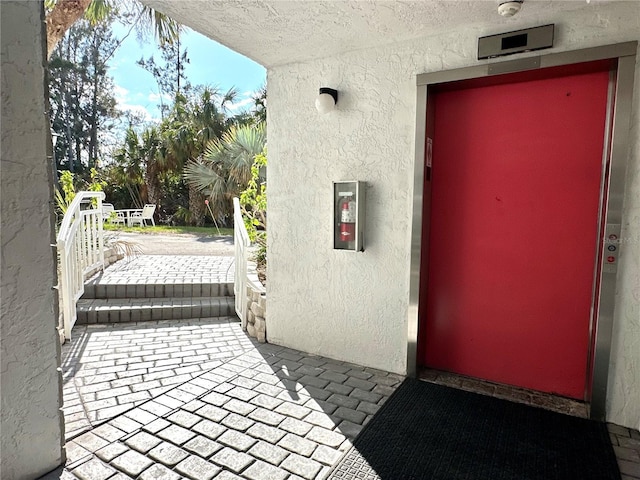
[104,224,234,237]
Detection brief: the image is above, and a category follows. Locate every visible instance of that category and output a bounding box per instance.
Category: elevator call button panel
[603,224,621,274]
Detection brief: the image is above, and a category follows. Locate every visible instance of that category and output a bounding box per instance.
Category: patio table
[114,208,143,227]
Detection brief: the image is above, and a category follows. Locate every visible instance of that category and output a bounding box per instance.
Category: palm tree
[160,87,236,226]
[139,126,163,206]
[184,123,266,222]
[111,127,144,208]
[45,0,180,59]
[253,84,267,125]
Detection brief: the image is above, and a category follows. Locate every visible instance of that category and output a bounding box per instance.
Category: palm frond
[183,159,224,195]
[205,124,266,184]
[203,136,225,159]
[220,88,238,110]
[84,0,111,24]
[104,233,143,260]
[141,6,181,45]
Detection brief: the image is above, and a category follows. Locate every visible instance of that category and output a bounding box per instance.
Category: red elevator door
[419,66,609,399]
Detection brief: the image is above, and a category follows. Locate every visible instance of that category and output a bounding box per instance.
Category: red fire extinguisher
[340,196,356,242]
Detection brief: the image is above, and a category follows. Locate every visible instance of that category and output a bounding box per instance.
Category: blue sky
[108,22,266,124]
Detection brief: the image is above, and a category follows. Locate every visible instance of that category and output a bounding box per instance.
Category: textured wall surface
[141,0,603,68]
[267,4,640,428]
[609,44,640,431]
[1,1,64,478]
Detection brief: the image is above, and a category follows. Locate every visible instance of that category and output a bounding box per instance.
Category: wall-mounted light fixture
[316,88,338,114]
[498,0,523,17]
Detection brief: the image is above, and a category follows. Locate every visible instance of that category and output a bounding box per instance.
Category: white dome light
[316,88,338,114]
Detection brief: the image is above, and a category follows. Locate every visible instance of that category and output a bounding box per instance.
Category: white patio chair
[113,211,126,225]
[129,204,156,227]
[102,203,125,224]
[102,203,115,221]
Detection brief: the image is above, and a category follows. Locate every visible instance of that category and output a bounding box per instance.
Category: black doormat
[327,378,620,480]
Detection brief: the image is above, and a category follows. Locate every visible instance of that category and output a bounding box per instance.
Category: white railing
[57,191,105,340]
[233,197,250,328]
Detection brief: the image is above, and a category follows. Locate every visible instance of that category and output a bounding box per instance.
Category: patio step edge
[82,281,234,300]
[76,297,236,324]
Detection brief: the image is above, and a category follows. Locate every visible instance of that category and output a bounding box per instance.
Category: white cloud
[125,104,156,122]
[148,92,172,103]
[112,84,129,104]
[225,89,262,112]
[112,84,158,122]
[227,97,254,112]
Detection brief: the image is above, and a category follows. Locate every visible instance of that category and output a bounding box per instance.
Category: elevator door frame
[407,42,637,420]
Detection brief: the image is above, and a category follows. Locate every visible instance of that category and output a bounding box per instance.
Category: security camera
[498,0,523,17]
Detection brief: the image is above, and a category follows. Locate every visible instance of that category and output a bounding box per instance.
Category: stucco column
[1,1,65,478]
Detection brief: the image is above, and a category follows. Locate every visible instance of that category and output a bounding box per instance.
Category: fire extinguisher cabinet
[333,181,365,252]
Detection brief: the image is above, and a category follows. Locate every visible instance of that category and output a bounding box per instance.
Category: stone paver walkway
[91,255,235,285]
[62,318,252,438]
[59,318,403,480]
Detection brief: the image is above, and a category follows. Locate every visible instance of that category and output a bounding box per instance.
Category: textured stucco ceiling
[140,1,608,67]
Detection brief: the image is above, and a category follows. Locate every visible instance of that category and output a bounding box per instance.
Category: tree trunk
[176,36,181,94]
[188,185,206,227]
[46,0,92,59]
[64,87,75,171]
[88,30,99,168]
[71,39,82,171]
[63,39,75,171]
[145,162,161,206]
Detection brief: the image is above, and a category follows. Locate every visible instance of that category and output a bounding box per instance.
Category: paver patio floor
[61,318,252,438]
[58,318,403,480]
[50,252,638,479]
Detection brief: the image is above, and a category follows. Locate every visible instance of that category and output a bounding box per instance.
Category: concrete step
[76,297,235,325]
[83,281,234,299]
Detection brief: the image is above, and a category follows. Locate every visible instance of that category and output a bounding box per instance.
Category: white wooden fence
[233,197,250,329]
[57,191,105,340]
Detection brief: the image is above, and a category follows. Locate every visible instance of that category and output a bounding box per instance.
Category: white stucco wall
[267,3,640,429]
[1,1,65,478]
[609,38,640,430]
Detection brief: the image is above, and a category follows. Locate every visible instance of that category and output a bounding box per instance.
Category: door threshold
[418,368,590,419]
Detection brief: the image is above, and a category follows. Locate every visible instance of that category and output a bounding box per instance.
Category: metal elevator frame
[407,42,637,421]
